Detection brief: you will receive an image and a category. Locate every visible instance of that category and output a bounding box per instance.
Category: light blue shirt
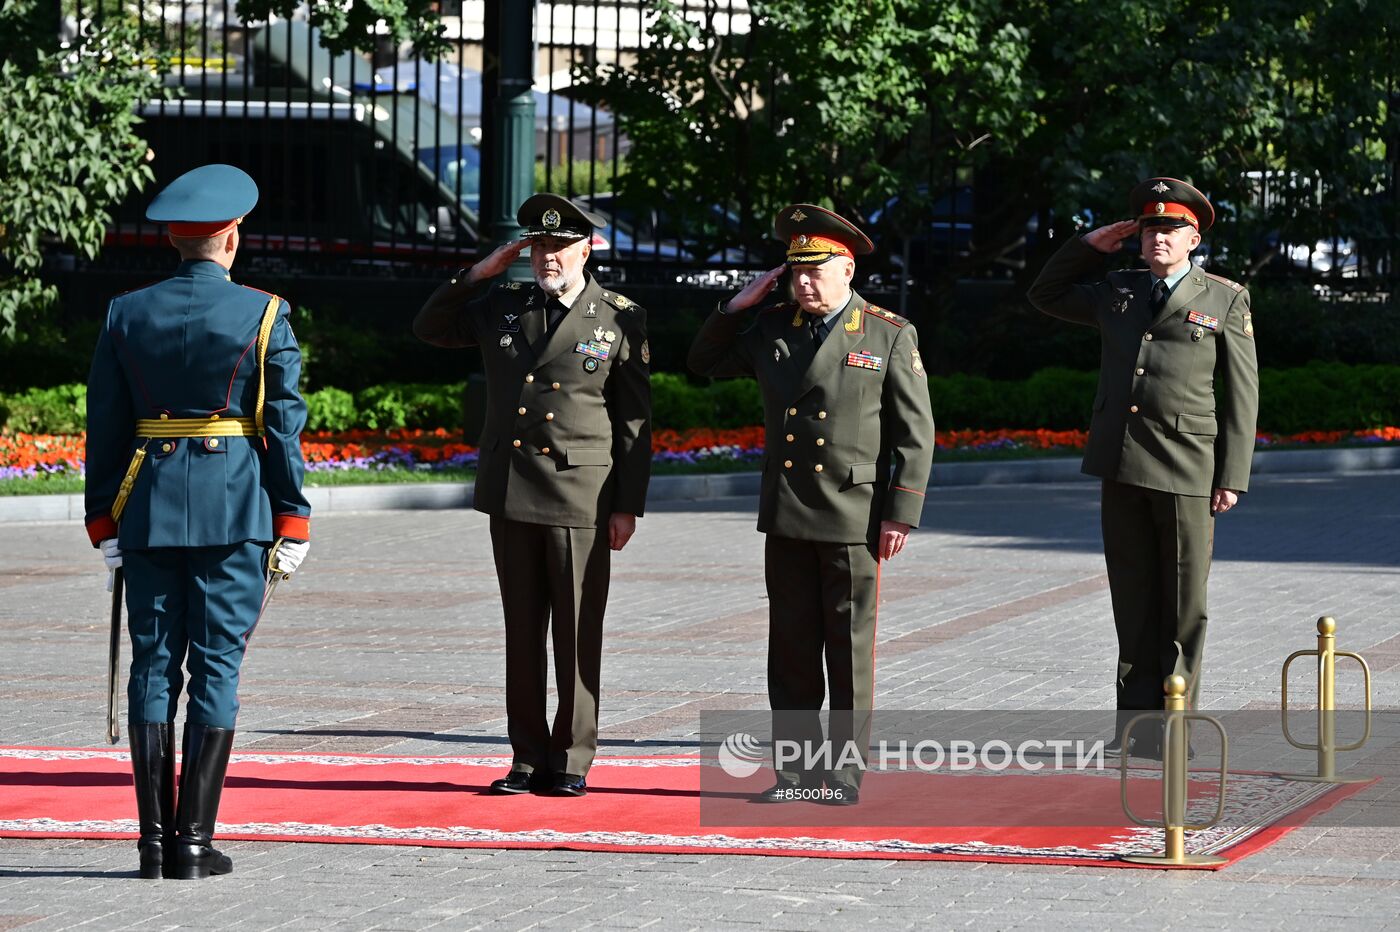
[1153,263,1191,295]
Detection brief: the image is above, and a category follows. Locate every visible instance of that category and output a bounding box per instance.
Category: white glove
[100,538,123,592]
[100,538,123,570]
[270,539,310,577]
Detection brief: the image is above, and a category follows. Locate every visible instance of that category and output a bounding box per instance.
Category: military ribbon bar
[574,341,611,360]
[845,351,883,371]
[1186,311,1220,330]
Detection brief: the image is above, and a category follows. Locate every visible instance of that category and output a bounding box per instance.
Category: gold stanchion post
[1280,616,1372,783]
[1119,675,1229,868]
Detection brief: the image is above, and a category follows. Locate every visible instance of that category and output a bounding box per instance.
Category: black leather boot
[171,724,235,880]
[129,722,176,880]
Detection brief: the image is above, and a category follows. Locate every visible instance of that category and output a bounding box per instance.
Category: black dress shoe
[752,782,811,804]
[823,784,860,806]
[551,773,587,796]
[489,770,543,794]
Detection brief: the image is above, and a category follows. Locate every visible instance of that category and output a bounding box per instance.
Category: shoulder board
[241,284,281,301]
[863,305,908,328]
[1204,272,1245,293]
[112,279,162,300]
[601,290,643,313]
[495,280,524,291]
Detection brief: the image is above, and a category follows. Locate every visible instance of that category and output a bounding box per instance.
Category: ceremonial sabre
[106,567,124,744]
[251,540,291,636]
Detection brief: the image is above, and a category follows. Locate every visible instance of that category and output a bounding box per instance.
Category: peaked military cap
[1130,177,1215,232]
[774,203,875,265]
[146,164,258,238]
[517,193,607,241]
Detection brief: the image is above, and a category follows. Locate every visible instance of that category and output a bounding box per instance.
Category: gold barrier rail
[1119,675,1229,868]
[1280,616,1372,783]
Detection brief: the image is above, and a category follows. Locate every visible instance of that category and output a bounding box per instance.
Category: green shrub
[706,379,764,428]
[355,382,464,430]
[0,384,87,434]
[304,387,357,432]
[651,372,713,430]
[1257,362,1400,433]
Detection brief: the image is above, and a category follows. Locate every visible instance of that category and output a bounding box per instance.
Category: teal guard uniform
[84,164,311,879]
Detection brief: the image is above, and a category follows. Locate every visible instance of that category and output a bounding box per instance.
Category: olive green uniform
[414,271,651,776]
[1027,235,1259,709]
[688,292,935,786]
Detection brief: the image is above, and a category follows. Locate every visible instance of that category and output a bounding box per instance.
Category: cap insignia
[1152,181,1171,193]
[1155,202,1166,214]
[797,234,809,246]
[542,208,561,229]
[790,208,808,222]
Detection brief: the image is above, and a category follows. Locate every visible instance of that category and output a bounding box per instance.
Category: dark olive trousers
[764,535,880,789]
[489,516,610,777]
[1101,479,1214,712]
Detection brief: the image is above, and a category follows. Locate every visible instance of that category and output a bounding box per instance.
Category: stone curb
[3,445,1397,522]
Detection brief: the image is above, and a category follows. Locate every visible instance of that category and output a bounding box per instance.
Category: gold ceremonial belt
[135,416,262,438]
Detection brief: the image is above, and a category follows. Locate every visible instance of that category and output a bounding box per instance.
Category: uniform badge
[604,329,616,342]
[791,308,804,328]
[774,347,782,362]
[1113,286,1133,314]
[911,347,926,378]
[613,294,634,310]
[641,339,651,365]
[845,350,883,371]
[542,208,562,230]
[585,302,597,317]
[594,326,606,341]
[526,293,537,306]
[499,334,513,348]
[1191,327,1205,342]
[583,357,599,372]
[1151,181,1171,193]
[503,281,522,291]
[1243,312,1254,338]
[1186,310,1220,330]
[574,340,610,361]
[499,313,520,332]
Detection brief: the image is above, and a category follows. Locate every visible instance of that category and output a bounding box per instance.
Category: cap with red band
[1128,177,1215,232]
[775,203,874,265]
[146,164,258,239]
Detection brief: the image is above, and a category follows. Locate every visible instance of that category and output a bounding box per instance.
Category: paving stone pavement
[1,473,1398,930]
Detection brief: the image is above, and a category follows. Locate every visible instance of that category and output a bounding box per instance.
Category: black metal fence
[64,1,1395,294]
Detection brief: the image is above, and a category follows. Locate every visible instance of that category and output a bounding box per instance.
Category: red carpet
[0,747,1367,869]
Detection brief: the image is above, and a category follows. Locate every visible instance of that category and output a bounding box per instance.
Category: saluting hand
[725,266,787,313]
[1082,220,1140,254]
[465,240,530,284]
[878,520,911,561]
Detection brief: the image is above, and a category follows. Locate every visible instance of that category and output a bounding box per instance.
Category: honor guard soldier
[413,194,652,797]
[688,204,935,804]
[84,164,312,878]
[1027,177,1259,748]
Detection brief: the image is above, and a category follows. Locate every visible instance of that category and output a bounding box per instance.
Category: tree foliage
[236,0,448,59]
[575,0,1398,283]
[0,0,160,340]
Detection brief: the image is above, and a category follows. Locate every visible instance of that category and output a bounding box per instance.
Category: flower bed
[3,426,1399,486]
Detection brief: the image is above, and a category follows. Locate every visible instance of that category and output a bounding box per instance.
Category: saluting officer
[1027,177,1259,741]
[688,204,935,805]
[85,164,312,879]
[413,194,651,797]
